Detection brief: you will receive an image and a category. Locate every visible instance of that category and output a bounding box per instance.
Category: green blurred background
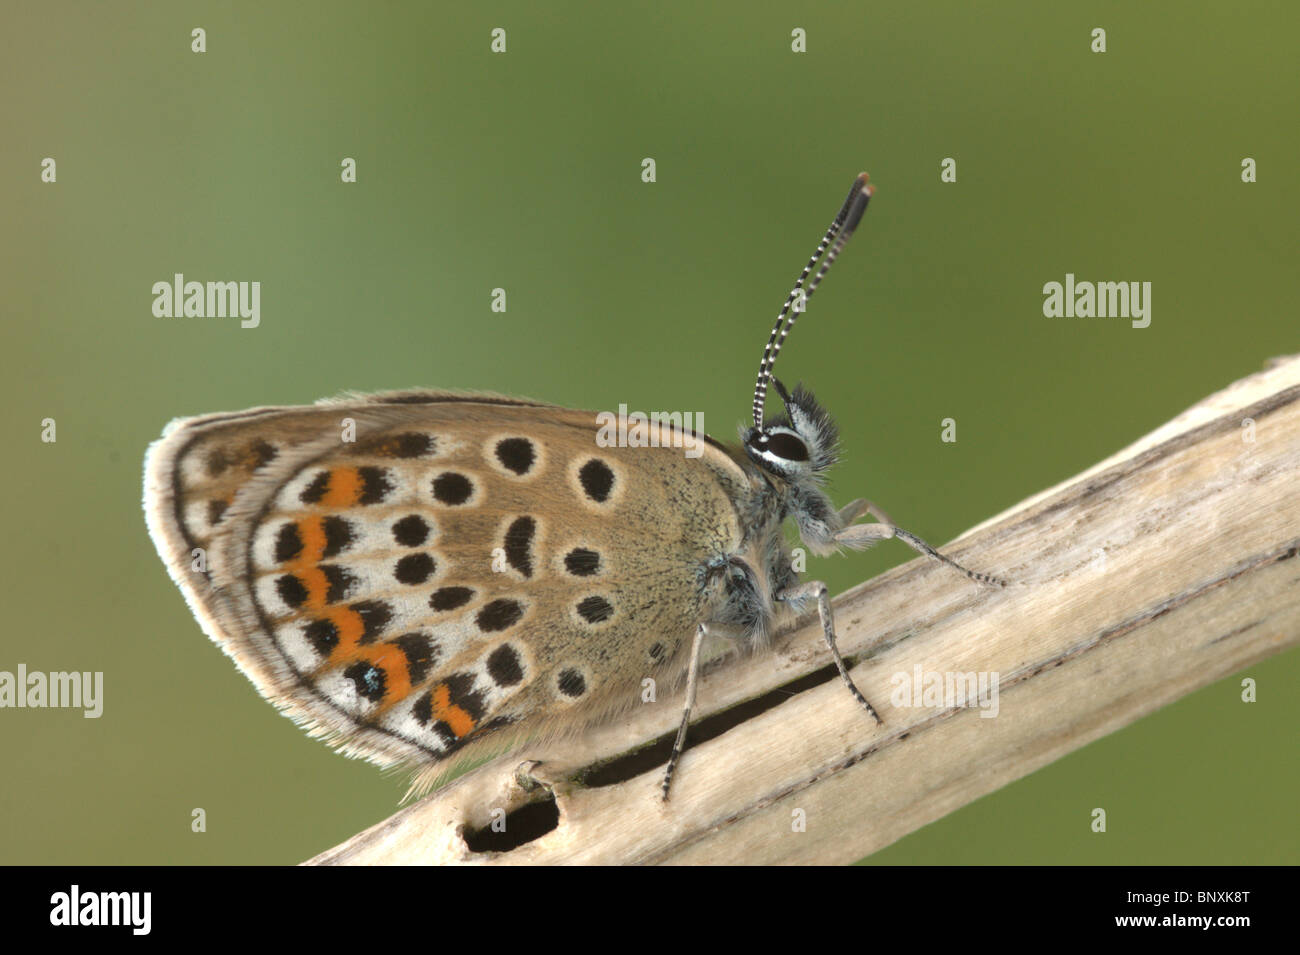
[2,2,1295,865]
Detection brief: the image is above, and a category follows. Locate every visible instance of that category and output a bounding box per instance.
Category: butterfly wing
[144,390,750,779]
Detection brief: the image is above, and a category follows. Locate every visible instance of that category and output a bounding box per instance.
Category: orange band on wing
[430,683,476,738]
[320,467,362,508]
[295,516,329,565]
[323,605,368,657]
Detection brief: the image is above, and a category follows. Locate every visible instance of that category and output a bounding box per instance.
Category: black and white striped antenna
[751,173,873,430]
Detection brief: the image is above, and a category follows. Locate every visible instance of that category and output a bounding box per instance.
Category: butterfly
[142,173,1002,803]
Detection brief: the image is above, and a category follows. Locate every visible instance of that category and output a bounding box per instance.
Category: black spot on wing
[504,517,535,577]
[432,472,473,505]
[276,522,304,563]
[393,632,440,684]
[391,515,430,547]
[276,574,308,608]
[322,565,356,604]
[250,441,279,470]
[564,548,600,576]
[487,644,524,687]
[578,459,615,503]
[249,440,278,469]
[299,471,330,504]
[577,595,614,624]
[344,662,386,703]
[444,672,486,723]
[477,599,524,632]
[205,448,229,477]
[304,618,339,656]
[412,692,432,727]
[557,668,587,698]
[430,587,474,611]
[394,552,436,585]
[494,437,536,475]
[321,516,353,558]
[352,600,393,644]
[357,467,393,504]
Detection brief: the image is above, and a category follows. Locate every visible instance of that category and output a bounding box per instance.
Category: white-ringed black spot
[577,595,614,624]
[395,553,436,585]
[304,618,339,656]
[275,522,303,563]
[494,437,536,475]
[477,599,524,632]
[276,574,308,608]
[392,514,430,547]
[432,472,473,505]
[343,662,387,703]
[564,548,600,576]
[430,586,474,611]
[557,668,587,698]
[299,471,330,504]
[486,644,524,687]
[578,459,615,503]
[503,517,535,577]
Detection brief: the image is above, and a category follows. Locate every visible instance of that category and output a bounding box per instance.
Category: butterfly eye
[764,432,809,462]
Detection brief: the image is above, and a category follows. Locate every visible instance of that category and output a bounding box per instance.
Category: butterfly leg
[778,580,884,726]
[661,622,709,802]
[835,522,1006,588]
[836,498,895,527]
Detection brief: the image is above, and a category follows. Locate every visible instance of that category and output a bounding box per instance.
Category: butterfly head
[742,378,839,482]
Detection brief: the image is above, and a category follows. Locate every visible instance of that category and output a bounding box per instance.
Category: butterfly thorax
[702,382,850,645]
[699,438,841,648]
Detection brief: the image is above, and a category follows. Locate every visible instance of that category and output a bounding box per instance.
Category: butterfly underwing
[142,174,1002,801]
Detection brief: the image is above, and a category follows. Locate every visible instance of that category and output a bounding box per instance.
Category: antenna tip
[843,174,874,233]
